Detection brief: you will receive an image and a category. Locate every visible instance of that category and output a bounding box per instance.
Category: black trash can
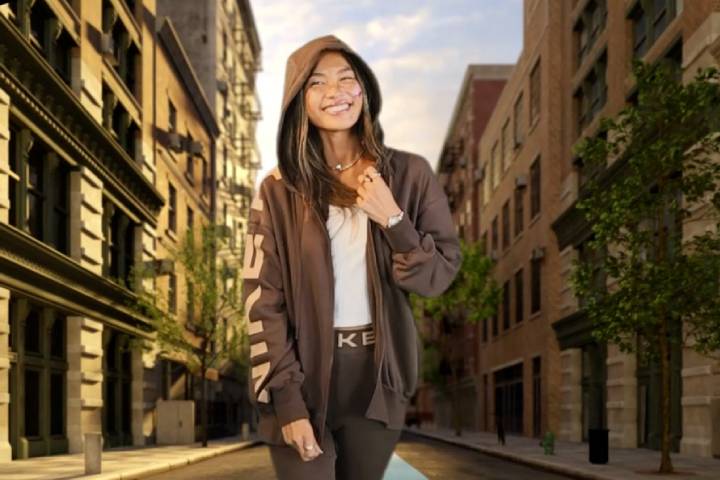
[588,428,609,464]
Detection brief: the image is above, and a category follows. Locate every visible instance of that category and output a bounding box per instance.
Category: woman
[241,35,461,479]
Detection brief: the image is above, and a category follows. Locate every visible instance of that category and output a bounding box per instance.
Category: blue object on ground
[384,453,428,479]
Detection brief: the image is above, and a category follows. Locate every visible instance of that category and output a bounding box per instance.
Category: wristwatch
[386,210,404,229]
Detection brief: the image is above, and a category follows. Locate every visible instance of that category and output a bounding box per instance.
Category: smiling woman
[242,35,462,480]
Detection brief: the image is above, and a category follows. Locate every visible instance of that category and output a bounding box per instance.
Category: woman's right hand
[281,418,324,461]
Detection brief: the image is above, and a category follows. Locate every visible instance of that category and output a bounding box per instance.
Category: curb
[82,439,263,480]
[403,428,610,480]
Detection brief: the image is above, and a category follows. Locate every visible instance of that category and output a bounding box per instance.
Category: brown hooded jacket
[241,35,462,446]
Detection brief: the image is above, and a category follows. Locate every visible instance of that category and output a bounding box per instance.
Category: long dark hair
[277,50,388,215]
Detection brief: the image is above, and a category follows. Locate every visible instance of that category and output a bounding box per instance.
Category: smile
[323,102,352,115]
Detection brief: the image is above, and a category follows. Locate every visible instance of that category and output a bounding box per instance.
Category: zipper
[311,203,335,445]
[293,206,305,341]
[368,223,386,392]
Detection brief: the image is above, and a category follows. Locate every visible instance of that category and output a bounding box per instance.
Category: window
[531,257,542,313]
[168,184,177,233]
[186,279,194,323]
[530,59,541,124]
[106,203,135,287]
[631,0,677,58]
[483,163,491,205]
[202,158,209,196]
[513,93,524,146]
[502,119,512,171]
[576,51,608,132]
[10,130,70,254]
[27,149,45,240]
[502,200,510,250]
[502,280,511,330]
[574,0,607,66]
[168,272,177,314]
[223,144,228,179]
[491,216,498,252]
[492,312,498,337]
[187,206,194,232]
[491,141,499,188]
[514,187,524,236]
[515,268,524,324]
[533,356,542,437]
[530,157,541,218]
[186,133,194,183]
[482,317,488,342]
[168,99,177,133]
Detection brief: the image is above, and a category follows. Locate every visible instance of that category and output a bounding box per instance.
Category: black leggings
[268,325,402,480]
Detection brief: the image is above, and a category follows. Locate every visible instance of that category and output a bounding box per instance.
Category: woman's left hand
[355,165,402,228]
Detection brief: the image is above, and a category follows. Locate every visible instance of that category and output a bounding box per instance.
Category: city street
[145,433,572,479]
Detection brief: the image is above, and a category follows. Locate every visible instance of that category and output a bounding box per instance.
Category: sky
[250,0,524,186]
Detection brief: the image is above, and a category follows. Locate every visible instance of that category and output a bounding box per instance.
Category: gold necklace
[333,151,363,173]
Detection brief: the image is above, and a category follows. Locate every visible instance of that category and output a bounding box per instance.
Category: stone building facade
[156,0,261,283]
[0,0,257,463]
[552,0,720,457]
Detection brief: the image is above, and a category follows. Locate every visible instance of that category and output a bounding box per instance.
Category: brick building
[428,64,511,430]
[438,0,720,458]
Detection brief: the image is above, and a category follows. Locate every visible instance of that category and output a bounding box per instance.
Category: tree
[130,224,245,447]
[410,238,501,436]
[570,59,720,473]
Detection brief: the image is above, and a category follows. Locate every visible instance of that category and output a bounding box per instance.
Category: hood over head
[276,35,391,198]
[279,34,382,127]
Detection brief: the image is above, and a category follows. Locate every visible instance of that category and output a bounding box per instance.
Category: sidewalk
[0,435,260,480]
[405,426,720,480]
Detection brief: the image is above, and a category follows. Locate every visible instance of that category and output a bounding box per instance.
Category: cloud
[250,0,523,184]
[365,8,430,52]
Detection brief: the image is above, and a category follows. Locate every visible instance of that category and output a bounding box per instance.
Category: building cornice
[0,14,164,224]
[0,223,153,337]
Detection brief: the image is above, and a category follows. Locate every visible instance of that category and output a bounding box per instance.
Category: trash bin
[588,428,609,464]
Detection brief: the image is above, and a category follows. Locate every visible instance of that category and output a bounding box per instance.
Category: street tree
[570,59,720,473]
[130,224,245,447]
[411,238,501,436]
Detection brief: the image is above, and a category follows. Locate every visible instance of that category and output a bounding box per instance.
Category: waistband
[334,324,375,349]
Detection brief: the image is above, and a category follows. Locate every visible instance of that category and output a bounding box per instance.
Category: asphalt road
[145,432,572,479]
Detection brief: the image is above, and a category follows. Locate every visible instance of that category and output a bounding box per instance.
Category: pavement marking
[384,453,428,479]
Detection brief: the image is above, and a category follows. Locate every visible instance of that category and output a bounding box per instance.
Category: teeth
[325,103,350,114]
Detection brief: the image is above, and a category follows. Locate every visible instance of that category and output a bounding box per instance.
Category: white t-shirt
[325,204,373,328]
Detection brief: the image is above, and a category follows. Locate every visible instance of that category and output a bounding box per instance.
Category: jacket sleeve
[241,178,308,427]
[380,157,462,297]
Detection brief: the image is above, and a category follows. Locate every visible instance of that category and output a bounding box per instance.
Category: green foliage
[128,224,246,375]
[570,59,720,359]
[411,238,501,389]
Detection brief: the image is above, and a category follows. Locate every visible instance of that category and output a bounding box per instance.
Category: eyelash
[309,77,355,86]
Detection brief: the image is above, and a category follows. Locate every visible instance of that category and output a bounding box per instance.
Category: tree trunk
[658,322,674,473]
[655,191,674,473]
[201,357,209,448]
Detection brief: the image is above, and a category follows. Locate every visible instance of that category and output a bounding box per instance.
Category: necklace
[333,150,363,173]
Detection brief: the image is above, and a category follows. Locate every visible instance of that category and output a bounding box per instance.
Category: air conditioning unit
[489,250,499,261]
[217,79,228,94]
[189,140,203,155]
[531,246,546,260]
[101,33,114,55]
[515,174,528,188]
[168,132,182,152]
